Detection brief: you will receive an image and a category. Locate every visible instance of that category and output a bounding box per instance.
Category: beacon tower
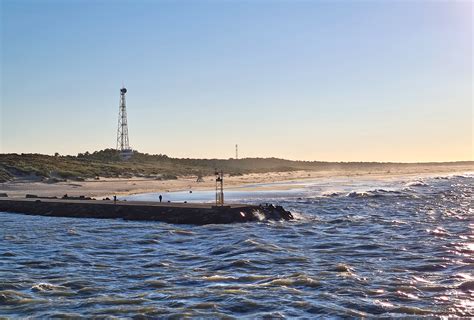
[116,87,133,160]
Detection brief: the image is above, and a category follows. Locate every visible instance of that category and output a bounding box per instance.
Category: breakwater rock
[0,198,293,225]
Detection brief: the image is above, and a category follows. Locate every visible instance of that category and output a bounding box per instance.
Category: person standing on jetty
[159,195,163,203]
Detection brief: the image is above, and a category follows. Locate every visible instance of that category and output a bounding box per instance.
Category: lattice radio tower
[116,87,133,160]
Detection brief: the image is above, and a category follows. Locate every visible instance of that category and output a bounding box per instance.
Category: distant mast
[235,144,238,160]
[116,87,133,160]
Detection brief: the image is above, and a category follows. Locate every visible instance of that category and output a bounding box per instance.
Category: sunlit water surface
[1,173,473,318]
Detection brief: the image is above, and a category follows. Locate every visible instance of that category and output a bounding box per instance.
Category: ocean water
[0,173,473,318]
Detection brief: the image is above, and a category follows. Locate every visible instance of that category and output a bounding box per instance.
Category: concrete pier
[0,198,293,225]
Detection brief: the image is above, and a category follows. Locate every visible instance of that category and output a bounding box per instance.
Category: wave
[60,280,93,290]
[0,290,45,305]
[251,210,266,221]
[317,175,472,201]
[202,275,237,282]
[434,173,474,180]
[405,180,428,187]
[347,191,371,198]
[322,191,343,197]
[345,189,407,199]
[261,274,321,288]
[31,282,69,293]
[1,251,16,257]
[331,263,354,273]
[426,227,450,237]
[458,280,474,292]
[286,210,307,222]
[144,279,169,288]
[452,174,473,179]
[320,188,413,199]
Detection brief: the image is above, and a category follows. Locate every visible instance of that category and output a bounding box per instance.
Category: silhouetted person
[159,195,163,203]
[113,195,117,204]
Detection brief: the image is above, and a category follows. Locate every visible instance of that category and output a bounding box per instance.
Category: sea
[1,173,473,318]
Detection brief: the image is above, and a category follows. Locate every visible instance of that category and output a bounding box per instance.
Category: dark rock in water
[0,193,8,198]
[62,195,93,200]
[0,198,293,225]
[259,205,293,221]
[26,195,58,199]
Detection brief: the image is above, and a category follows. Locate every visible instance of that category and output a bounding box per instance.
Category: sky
[0,0,472,162]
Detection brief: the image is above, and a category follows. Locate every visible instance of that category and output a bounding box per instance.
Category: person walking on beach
[159,195,163,203]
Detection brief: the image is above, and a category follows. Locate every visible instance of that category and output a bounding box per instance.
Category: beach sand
[0,164,472,199]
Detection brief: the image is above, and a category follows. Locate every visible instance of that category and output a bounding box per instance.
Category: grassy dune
[0,149,472,183]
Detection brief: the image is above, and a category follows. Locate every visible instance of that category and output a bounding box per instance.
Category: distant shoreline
[1,163,472,199]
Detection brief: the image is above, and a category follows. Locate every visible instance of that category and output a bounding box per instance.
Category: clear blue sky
[1,0,472,161]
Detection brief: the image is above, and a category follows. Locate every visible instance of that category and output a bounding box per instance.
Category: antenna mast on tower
[116,87,133,160]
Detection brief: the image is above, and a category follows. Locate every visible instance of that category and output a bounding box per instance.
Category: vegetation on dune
[0,167,13,182]
[0,149,472,183]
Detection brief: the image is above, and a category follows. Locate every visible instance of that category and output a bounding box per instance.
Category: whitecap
[202,275,237,282]
[405,180,428,187]
[251,210,266,221]
[346,191,369,198]
[31,282,68,292]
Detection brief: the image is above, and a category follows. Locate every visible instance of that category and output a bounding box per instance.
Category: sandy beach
[1,164,472,199]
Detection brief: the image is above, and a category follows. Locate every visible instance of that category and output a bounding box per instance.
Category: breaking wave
[405,180,429,187]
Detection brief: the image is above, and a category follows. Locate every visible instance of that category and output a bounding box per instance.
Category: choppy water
[1,173,473,318]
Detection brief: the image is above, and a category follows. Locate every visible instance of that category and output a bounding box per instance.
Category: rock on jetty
[0,198,293,225]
